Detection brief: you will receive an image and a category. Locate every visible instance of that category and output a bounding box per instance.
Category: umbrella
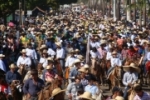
[8,22,14,27]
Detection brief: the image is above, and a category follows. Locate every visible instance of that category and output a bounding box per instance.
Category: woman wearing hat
[17,49,32,69]
[122,63,140,99]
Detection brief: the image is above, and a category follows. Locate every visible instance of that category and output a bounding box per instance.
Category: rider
[5,64,21,85]
[107,51,122,76]
[122,63,140,100]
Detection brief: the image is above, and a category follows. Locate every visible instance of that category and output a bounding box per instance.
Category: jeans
[123,86,130,100]
[141,60,147,74]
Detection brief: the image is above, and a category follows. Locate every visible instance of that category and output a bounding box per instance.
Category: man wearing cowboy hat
[50,87,65,100]
[0,54,6,73]
[23,69,44,100]
[122,63,140,99]
[6,64,21,85]
[17,49,32,69]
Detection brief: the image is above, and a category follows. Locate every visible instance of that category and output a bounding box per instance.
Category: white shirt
[110,57,122,67]
[17,56,31,67]
[106,52,112,60]
[26,48,37,59]
[39,57,47,68]
[65,56,76,67]
[146,52,150,61]
[47,48,56,56]
[90,50,99,59]
[56,48,65,59]
[122,72,138,86]
[0,59,6,72]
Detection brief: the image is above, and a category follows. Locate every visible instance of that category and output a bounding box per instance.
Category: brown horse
[9,81,23,100]
[108,66,122,90]
[38,79,60,100]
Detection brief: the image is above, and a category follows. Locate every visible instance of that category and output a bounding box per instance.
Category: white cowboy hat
[39,45,47,50]
[100,40,107,45]
[42,50,48,54]
[110,96,124,100]
[78,92,93,100]
[74,59,81,64]
[0,54,5,58]
[46,65,53,70]
[9,64,17,69]
[83,64,90,68]
[21,49,26,53]
[123,63,141,73]
[51,88,65,98]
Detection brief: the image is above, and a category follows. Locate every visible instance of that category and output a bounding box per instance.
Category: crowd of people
[0,6,150,100]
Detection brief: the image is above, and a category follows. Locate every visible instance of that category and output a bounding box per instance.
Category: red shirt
[0,83,8,95]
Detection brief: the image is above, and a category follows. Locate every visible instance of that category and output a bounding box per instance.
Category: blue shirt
[69,67,79,78]
[23,78,44,97]
[85,84,99,95]
[6,71,21,84]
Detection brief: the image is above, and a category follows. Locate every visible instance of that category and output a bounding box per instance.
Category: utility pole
[113,0,116,21]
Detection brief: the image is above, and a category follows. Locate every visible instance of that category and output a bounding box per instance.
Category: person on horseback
[107,51,122,77]
[45,65,58,83]
[17,49,32,70]
[6,64,21,85]
[50,88,65,100]
[23,69,44,100]
[69,59,81,83]
[133,84,150,100]
[122,63,140,100]
[66,76,84,100]
[39,49,49,69]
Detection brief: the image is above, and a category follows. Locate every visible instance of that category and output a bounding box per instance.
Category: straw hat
[46,65,53,70]
[9,64,17,69]
[78,67,87,73]
[40,45,47,50]
[112,51,117,55]
[78,92,93,100]
[83,64,90,68]
[100,40,107,45]
[51,88,65,98]
[55,42,61,47]
[123,63,141,73]
[75,49,79,52]
[0,54,5,58]
[47,57,53,62]
[21,49,26,53]
[77,55,84,61]
[73,59,81,64]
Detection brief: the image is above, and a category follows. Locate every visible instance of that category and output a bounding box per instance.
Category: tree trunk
[139,10,142,28]
[116,0,121,20]
[143,4,146,26]
[126,0,131,21]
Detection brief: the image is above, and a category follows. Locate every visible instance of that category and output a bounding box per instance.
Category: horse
[9,81,23,100]
[91,58,97,76]
[128,88,136,100]
[108,66,122,90]
[0,92,7,100]
[18,64,28,82]
[38,79,60,100]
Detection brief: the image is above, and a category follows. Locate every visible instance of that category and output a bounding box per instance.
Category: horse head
[114,66,121,80]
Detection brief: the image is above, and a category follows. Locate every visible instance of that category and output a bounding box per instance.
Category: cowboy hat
[77,55,84,61]
[123,63,141,73]
[55,42,61,47]
[78,92,93,100]
[51,88,65,98]
[0,54,5,58]
[112,51,117,55]
[75,49,79,52]
[73,59,81,64]
[9,64,17,69]
[78,67,87,73]
[47,57,53,62]
[46,65,53,70]
[100,40,107,45]
[83,64,90,68]
[40,45,47,50]
[21,49,26,53]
